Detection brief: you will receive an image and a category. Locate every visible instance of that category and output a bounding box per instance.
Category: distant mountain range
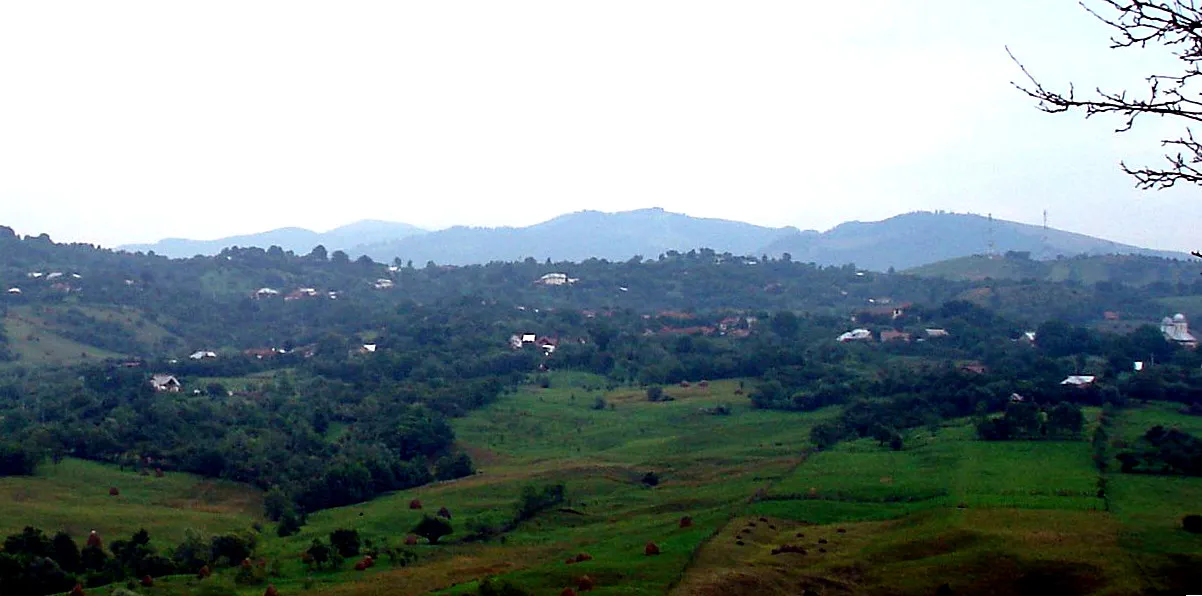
[119,209,1188,270]
[120,220,427,258]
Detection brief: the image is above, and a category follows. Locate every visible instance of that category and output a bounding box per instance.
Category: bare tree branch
[1011,1,1202,189]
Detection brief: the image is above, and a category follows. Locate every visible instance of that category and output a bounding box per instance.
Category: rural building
[537,273,578,286]
[1160,313,1198,349]
[925,328,949,338]
[285,288,319,301]
[880,330,911,343]
[149,374,181,392]
[1060,375,1096,388]
[837,329,873,342]
[189,350,217,360]
[374,279,394,289]
[6,287,20,294]
[360,344,377,354]
[254,287,280,299]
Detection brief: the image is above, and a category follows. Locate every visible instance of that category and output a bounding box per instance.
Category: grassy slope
[0,458,262,544]
[20,379,1202,595]
[2,310,125,366]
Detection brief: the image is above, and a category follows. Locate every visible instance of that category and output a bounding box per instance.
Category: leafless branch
[1011,1,1202,189]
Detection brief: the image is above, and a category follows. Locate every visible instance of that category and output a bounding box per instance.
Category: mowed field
[6,374,1202,595]
[0,458,262,544]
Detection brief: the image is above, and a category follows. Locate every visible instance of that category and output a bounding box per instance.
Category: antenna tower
[988,213,996,258]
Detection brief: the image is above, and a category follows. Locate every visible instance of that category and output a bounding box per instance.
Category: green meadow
[4,374,1201,595]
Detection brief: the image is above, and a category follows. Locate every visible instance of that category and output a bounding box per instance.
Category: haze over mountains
[119,209,1187,271]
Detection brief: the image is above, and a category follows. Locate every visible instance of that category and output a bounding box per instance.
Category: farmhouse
[1060,375,1096,388]
[374,279,395,289]
[189,350,217,360]
[254,288,280,299]
[149,374,181,392]
[6,287,20,295]
[837,329,873,342]
[925,328,949,338]
[537,273,578,286]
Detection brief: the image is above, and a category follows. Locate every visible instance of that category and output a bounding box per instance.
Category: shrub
[646,386,664,402]
[641,472,660,487]
[329,529,360,557]
[1184,514,1202,533]
[411,515,453,545]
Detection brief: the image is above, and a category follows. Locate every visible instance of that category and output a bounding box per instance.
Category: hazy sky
[2,1,1199,250]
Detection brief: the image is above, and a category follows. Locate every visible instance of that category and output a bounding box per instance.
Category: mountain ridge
[118,209,1187,270]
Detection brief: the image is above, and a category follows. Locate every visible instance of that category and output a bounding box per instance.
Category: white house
[254,288,280,298]
[150,374,181,392]
[537,273,578,286]
[925,328,950,338]
[374,279,395,289]
[837,329,873,342]
[6,288,20,295]
[189,350,217,360]
[1060,375,1096,387]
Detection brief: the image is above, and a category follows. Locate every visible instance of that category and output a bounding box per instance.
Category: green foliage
[514,483,566,524]
[1118,426,1202,476]
[328,528,360,557]
[0,443,40,477]
[434,452,475,481]
[477,577,533,596]
[646,386,664,402]
[411,515,453,545]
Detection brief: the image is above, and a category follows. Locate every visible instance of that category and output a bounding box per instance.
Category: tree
[1011,1,1202,192]
[1048,402,1085,437]
[411,515,453,545]
[308,245,329,262]
[645,386,664,402]
[328,529,360,557]
[305,539,331,568]
[51,532,81,573]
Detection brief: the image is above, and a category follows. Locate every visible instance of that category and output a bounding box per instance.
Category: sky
[1,1,1199,251]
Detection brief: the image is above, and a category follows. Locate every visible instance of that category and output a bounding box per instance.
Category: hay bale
[108,487,120,496]
[770,544,807,555]
[437,506,452,519]
[574,553,593,562]
[404,535,418,546]
[565,557,577,565]
[679,516,693,528]
[86,531,102,549]
[198,565,211,579]
[644,542,660,556]
[141,575,153,587]
[679,381,690,388]
[354,561,367,571]
[408,499,422,510]
[699,380,709,388]
[836,528,847,534]
[265,585,279,596]
[241,558,252,569]
[560,588,577,596]
[576,575,595,592]
[155,468,165,478]
[69,584,85,596]
[363,555,374,568]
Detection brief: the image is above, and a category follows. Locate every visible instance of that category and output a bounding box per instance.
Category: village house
[837,328,873,342]
[536,337,558,355]
[1160,313,1198,349]
[537,273,578,286]
[6,287,20,295]
[149,374,181,393]
[374,278,395,289]
[244,348,281,360]
[925,328,949,338]
[285,288,319,301]
[359,344,378,354]
[254,287,280,299]
[189,350,217,360]
[1061,375,1096,388]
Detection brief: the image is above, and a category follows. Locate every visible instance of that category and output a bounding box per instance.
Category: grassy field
[11,378,1202,595]
[0,458,262,544]
[2,310,125,366]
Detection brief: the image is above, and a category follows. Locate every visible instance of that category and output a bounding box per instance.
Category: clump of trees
[977,402,1085,441]
[1117,426,1202,476]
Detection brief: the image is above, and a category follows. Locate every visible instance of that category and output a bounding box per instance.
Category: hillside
[120,220,427,258]
[908,253,1199,286]
[762,211,1185,271]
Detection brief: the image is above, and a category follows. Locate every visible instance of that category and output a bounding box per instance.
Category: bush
[0,442,41,476]
[514,483,566,523]
[646,386,664,402]
[1184,514,1202,533]
[411,516,453,545]
[641,472,660,487]
[329,529,360,557]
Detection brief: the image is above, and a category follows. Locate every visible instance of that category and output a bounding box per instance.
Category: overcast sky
[1,1,1198,251]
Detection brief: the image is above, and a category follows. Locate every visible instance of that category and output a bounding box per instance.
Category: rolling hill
[120,220,427,258]
[119,209,1185,271]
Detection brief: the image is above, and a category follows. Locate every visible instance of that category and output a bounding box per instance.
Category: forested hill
[4,225,1202,364]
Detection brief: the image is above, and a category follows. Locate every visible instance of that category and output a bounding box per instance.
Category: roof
[1061,375,1096,386]
[150,374,179,386]
[880,330,911,342]
[837,329,873,342]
